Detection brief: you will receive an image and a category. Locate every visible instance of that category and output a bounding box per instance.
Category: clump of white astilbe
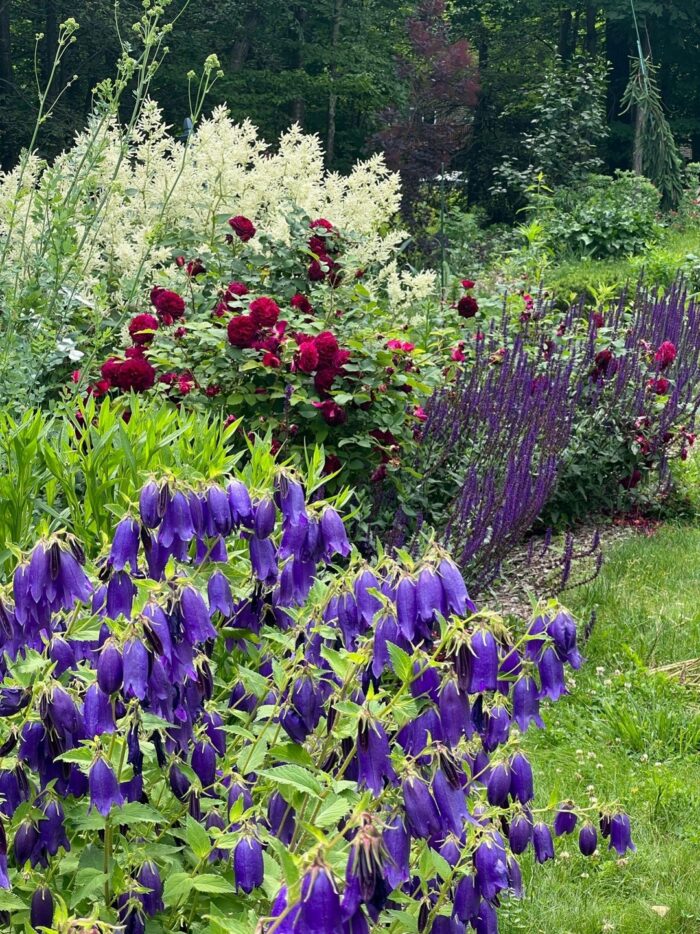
[380,261,438,315]
[0,100,424,312]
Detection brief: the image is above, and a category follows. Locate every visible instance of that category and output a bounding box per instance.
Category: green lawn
[501,524,700,934]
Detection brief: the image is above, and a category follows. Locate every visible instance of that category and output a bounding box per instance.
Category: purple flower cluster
[0,476,632,931]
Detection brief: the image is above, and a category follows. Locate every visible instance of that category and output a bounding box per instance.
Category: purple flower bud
[397,708,443,758]
[382,814,410,889]
[84,684,116,737]
[453,872,479,922]
[432,767,468,837]
[547,610,583,669]
[525,615,547,660]
[578,823,597,856]
[508,812,532,854]
[89,757,124,816]
[207,571,233,617]
[30,886,54,929]
[169,763,190,800]
[320,507,350,560]
[139,481,165,529]
[97,641,123,694]
[438,679,473,747]
[508,855,524,898]
[411,663,440,702]
[486,762,511,807]
[474,833,509,900]
[276,474,307,524]
[438,558,475,616]
[48,636,76,677]
[137,860,163,916]
[159,491,195,547]
[467,630,498,693]
[416,567,442,624]
[180,586,217,644]
[191,740,217,788]
[354,570,381,627]
[13,820,38,867]
[298,861,341,933]
[553,803,577,836]
[202,711,226,756]
[106,570,135,620]
[46,684,80,736]
[234,836,264,893]
[538,646,568,700]
[205,485,233,536]
[110,517,140,572]
[249,535,278,584]
[268,792,295,844]
[228,480,253,527]
[473,900,498,933]
[532,822,555,863]
[482,704,511,752]
[253,497,277,539]
[396,577,417,640]
[38,799,69,857]
[609,813,636,855]
[403,775,442,840]
[513,675,544,732]
[509,752,534,804]
[439,836,462,867]
[123,638,149,700]
[269,885,301,933]
[357,716,397,794]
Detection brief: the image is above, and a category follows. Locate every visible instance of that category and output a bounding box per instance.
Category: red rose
[310,218,334,231]
[457,295,479,319]
[591,312,605,329]
[88,379,111,397]
[101,357,122,382]
[620,469,642,489]
[128,313,159,346]
[186,258,205,277]
[647,376,670,395]
[227,314,258,348]
[308,259,328,282]
[225,281,249,300]
[654,340,676,370]
[249,297,280,329]
[298,341,319,373]
[313,399,347,426]
[461,279,476,289]
[314,368,337,394]
[150,287,185,323]
[262,352,281,368]
[331,348,351,369]
[323,454,342,475]
[314,331,339,363]
[291,293,313,315]
[228,215,256,242]
[205,384,221,397]
[308,235,328,256]
[213,302,228,318]
[113,357,156,393]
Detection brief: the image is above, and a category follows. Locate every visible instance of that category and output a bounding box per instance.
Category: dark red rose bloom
[113,357,156,393]
[228,215,256,242]
[262,352,281,368]
[310,218,334,231]
[314,368,337,394]
[101,357,122,382]
[308,235,328,256]
[331,348,351,369]
[227,314,258,348]
[461,279,476,289]
[457,295,479,318]
[186,258,205,277]
[205,384,221,397]
[297,341,319,373]
[176,255,186,267]
[177,372,196,394]
[313,399,347,426]
[323,454,342,475]
[370,428,399,447]
[654,340,676,370]
[160,372,177,386]
[124,346,145,360]
[647,376,670,395]
[213,302,227,318]
[308,259,328,282]
[620,469,642,489]
[150,287,185,323]
[254,335,282,354]
[314,331,339,363]
[225,281,249,300]
[87,379,111,397]
[591,312,605,329]
[128,313,159,346]
[291,293,313,315]
[249,297,280,329]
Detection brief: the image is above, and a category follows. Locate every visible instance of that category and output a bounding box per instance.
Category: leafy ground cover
[502,524,700,933]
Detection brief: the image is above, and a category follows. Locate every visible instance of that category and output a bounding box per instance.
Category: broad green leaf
[258,764,322,798]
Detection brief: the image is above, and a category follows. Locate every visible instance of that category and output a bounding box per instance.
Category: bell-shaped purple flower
[191,740,217,788]
[396,577,417,640]
[253,497,277,539]
[524,614,547,660]
[547,610,583,669]
[453,872,479,923]
[106,570,135,620]
[357,716,397,794]
[354,570,381,627]
[249,535,278,584]
[579,823,597,856]
[268,792,295,845]
[473,900,498,934]
[509,752,534,804]
[228,480,253,527]
[234,836,264,893]
[486,762,511,807]
[13,819,38,867]
[38,799,70,857]
[110,517,140,572]
[474,833,509,900]
[532,822,555,863]
[432,767,468,837]
[416,567,442,624]
[139,481,166,529]
[609,813,636,855]
[276,474,307,524]
[438,679,473,747]
[320,507,350,561]
[508,855,524,898]
[402,775,442,840]
[553,803,577,836]
[298,860,342,933]
[180,586,217,644]
[30,886,54,930]
[513,675,544,732]
[48,636,76,677]
[207,570,233,617]
[158,490,195,547]
[466,630,498,693]
[123,637,149,700]
[84,683,116,737]
[508,812,532,854]
[482,704,511,752]
[382,814,410,890]
[137,860,163,916]
[89,757,124,816]
[438,557,475,616]
[97,640,123,695]
[205,485,233,536]
[269,885,301,933]
[538,646,568,701]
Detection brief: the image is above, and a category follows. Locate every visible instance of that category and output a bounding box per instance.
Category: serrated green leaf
[258,764,322,798]
[192,874,235,894]
[163,872,194,907]
[186,815,212,860]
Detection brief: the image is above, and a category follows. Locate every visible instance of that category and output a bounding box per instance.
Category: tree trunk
[633,102,645,174]
[326,0,344,166]
[558,10,573,61]
[584,3,597,55]
[0,0,12,91]
[229,11,259,72]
